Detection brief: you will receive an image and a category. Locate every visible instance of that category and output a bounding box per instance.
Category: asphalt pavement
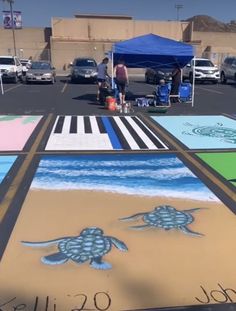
[0,76,235,115]
[0,77,236,311]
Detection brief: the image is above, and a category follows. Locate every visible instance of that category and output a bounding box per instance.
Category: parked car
[182,58,220,84]
[220,56,236,84]
[70,58,97,83]
[25,61,56,84]
[145,68,172,84]
[20,58,32,76]
[0,55,23,83]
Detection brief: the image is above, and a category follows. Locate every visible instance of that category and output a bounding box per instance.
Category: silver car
[70,58,97,83]
[220,56,236,84]
[26,61,56,84]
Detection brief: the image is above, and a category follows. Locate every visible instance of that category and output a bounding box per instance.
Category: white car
[0,55,23,83]
[183,58,220,84]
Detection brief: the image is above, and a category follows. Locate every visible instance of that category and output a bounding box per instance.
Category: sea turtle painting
[120,205,204,237]
[182,122,236,144]
[22,227,128,270]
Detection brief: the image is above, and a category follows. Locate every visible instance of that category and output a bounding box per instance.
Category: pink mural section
[0,116,42,151]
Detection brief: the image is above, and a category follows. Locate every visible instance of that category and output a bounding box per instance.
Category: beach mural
[120,205,204,236]
[0,115,42,151]
[0,155,17,183]
[197,152,236,187]
[22,227,128,270]
[45,115,168,150]
[1,154,236,310]
[152,115,236,149]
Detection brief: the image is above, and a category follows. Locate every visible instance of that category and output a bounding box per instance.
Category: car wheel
[12,74,18,84]
[70,76,76,84]
[220,72,227,84]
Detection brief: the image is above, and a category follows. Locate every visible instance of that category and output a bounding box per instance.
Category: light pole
[175,4,183,21]
[3,0,17,56]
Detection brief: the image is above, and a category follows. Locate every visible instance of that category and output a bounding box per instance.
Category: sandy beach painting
[0,115,42,151]
[0,154,236,310]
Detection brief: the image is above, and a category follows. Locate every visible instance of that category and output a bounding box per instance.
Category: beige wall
[51,40,113,71]
[0,27,51,60]
[192,31,236,65]
[52,17,133,41]
[52,17,190,42]
[51,17,192,71]
[133,21,190,41]
[192,31,236,54]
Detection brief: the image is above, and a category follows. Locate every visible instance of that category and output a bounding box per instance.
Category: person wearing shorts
[113,60,129,106]
[97,57,109,101]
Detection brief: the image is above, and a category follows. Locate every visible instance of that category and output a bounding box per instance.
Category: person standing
[96,57,109,101]
[170,66,181,103]
[113,60,129,106]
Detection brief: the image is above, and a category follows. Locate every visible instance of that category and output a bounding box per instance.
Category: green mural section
[197,152,236,186]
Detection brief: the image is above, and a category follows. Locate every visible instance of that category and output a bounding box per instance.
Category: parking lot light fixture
[175,4,183,21]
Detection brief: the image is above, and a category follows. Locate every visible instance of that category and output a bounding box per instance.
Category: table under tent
[110,33,195,110]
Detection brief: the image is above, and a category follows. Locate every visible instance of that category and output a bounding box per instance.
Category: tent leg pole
[192,56,195,107]
[111,52,114,89]
[0,74,4,95]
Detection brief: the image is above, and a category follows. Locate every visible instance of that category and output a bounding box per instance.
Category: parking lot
[1,76,236,115]
[0,76,236,311]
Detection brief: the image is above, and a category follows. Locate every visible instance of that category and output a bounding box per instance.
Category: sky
[1,0,236,28]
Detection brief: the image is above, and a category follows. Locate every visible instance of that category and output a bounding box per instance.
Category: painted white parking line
[61,82,68,93]
[196,86,223,94]
[4,84,22,93]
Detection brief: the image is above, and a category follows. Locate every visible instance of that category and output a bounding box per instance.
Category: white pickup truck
[182,58,220,84]
[0,55,23,83]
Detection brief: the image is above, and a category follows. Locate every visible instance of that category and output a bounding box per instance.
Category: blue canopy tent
[110,33,195,106]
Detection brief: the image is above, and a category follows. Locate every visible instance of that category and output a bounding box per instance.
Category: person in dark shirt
[113,59,129,106]
[170,66,181,103]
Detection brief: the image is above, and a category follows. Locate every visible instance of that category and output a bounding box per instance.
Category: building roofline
[74,13,133,20]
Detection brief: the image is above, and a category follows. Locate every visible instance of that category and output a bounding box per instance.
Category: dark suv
[220,56,236,84]
[70,58,97,83]
[145,68,172,84]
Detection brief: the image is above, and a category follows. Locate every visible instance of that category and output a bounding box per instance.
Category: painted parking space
[0,155,17,183]
[152,115,236,149]
[45,115,168,151]
[0,115,42,151]
[197,152,236,187]
[0,154,236,310]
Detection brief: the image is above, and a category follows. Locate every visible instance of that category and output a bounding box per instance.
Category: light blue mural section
[0,156,17,183]
[31,154,218,202]
[152,115,236,149]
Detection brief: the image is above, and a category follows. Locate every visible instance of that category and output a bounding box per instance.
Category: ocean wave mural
[31,154,218,201]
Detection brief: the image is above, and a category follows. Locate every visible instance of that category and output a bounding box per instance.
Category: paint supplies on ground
[135,97,153,107]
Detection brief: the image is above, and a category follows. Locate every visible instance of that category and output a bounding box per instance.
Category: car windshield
[75,59,96,67]
[31,62,51,70]
[0,57,14,65]
[195,60,214,67]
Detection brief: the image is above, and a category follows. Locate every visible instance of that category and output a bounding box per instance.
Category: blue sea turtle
[120,205,204,237]
[182,122,236,144]
[22,227,128,270]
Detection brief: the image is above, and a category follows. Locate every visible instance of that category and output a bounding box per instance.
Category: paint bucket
[106,97,116,111]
